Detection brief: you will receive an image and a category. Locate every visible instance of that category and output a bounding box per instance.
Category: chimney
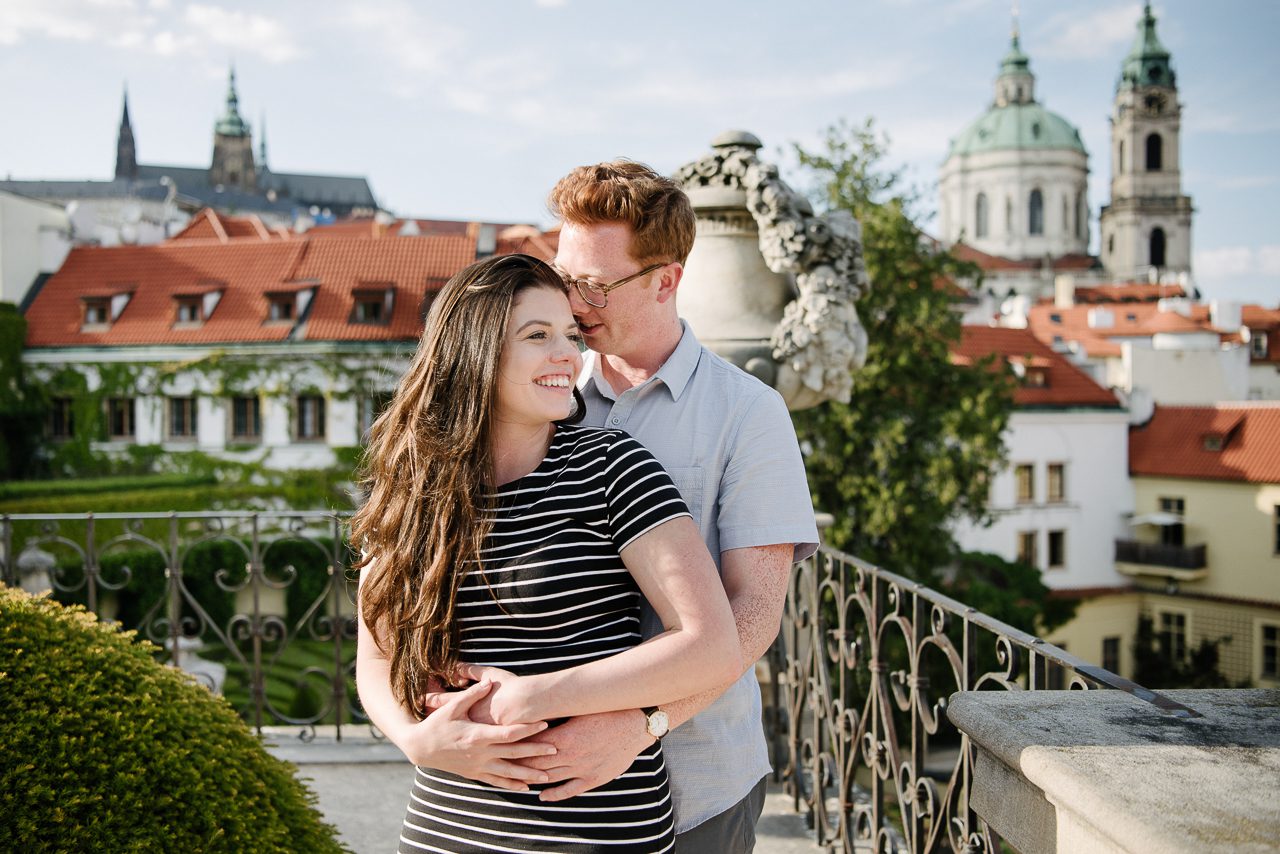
[1054,275,1076,308]
[1210,300,1241,332]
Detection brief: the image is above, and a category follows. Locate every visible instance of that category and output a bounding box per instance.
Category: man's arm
[354,565,557,790]
[520,542,794,801]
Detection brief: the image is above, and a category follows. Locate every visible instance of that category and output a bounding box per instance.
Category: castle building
[0,69,379,247]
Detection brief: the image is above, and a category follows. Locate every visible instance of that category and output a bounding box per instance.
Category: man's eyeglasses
[554,262,668,308]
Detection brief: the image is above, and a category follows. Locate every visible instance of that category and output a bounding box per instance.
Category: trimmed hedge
[0,585,349,852]
[0,472,217,502]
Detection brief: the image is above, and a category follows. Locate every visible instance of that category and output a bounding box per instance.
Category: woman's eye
[527,331,547,340]
[569,334,587,352]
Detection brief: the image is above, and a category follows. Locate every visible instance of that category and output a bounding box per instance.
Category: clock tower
[1099,3,1193,280]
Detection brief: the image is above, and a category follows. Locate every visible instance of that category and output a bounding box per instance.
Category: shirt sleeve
[718,385,820,562]
[603,433,692,551]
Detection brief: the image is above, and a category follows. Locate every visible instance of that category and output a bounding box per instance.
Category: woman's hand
[400,678,557,790]
[451,663,542,726]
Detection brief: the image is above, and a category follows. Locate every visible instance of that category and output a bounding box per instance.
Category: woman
[354,253,740,853]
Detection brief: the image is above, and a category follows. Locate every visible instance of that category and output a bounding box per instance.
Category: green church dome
[949,102,1085,157]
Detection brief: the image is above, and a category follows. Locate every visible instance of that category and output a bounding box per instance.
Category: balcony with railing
[1114,538,1208,580]
[3,511,1276,852]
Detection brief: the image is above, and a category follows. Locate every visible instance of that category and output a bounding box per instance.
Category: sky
[1,0,1277,305]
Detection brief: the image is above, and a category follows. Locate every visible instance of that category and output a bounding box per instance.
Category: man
[521,159,819,851]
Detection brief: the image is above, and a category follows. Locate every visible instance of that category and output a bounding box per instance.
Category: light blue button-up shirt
[579,321,819,833]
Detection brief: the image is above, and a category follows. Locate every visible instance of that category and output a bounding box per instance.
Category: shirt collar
[581,320,701,403]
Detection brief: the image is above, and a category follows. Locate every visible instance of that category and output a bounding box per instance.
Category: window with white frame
[49,397,74,439]
[357,392,394,441]
[1047,463,1066,503]
[1017,531,1038,567]
[1262,623,1279,682]
[167,397,196,440]
[1251,331,1269,360]
[1102,637,1121,675]
[231,396,261,441]
[295,396,326,441]
[1015,464,1035,504]
[106,397,135,440]
[1047,530,1066,569]
[1157,610,1188,664]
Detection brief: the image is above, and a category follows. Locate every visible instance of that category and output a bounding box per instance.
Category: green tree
[0,302,46,479]
[790,119,1014,582]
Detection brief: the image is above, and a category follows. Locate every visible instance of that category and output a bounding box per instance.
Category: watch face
[647,709,670,738]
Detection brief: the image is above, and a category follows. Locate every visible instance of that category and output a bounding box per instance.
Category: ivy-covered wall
[0,303,46,479]
[23,347,405,479]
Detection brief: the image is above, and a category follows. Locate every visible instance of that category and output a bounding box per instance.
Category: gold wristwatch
[643,706,669,740]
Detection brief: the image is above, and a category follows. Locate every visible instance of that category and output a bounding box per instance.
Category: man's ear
[655,262,683,305]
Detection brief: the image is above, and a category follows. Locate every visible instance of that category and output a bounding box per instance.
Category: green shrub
[0,585,350,853]
[0,472,217,501]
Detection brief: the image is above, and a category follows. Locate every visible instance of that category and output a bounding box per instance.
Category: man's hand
[403,678,557,791]
[514,709,653,801]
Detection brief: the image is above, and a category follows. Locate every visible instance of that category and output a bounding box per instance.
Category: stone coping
[260,725,409,765]
[948,689,1280,853]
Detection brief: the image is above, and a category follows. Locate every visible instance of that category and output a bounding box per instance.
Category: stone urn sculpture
[674,131,870,410]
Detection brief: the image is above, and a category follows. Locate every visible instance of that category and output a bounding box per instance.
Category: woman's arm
[354,562,557,789]
[471,515,742,725]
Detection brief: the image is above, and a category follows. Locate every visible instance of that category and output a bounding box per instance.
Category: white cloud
[534,0,568,7]
[1038,3,1140,60]
[337,3,459,76]
[1195,245,1280,278]
[184,5,302,64]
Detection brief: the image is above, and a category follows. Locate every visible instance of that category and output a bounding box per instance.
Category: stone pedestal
[170,635,227,695]
[948,689,1280,853]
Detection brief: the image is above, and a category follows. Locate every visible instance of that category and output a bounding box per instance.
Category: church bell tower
[209,67,257,192]
[1099,3,1193,280]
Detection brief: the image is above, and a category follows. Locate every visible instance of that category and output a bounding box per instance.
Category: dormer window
[83,298,110,327]
[175,296,203,326]
[80,290,132,330]
[1203,435,1223,452]
[172,288,222,329]
[266,292,297,323]
[1024,366,1050,387]
[352,285,394,325]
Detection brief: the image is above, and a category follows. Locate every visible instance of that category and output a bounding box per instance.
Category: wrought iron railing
[5,512,1202,850]
[766,545,1199,853]
[1,511,364,741]
[1115,538,1207,570]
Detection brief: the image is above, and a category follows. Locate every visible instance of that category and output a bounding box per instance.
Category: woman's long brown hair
[352,253,584,718]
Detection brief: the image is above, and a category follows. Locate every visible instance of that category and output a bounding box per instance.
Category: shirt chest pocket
[665,466,704,531]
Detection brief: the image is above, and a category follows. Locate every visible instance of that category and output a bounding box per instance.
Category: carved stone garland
[675,135,870,404]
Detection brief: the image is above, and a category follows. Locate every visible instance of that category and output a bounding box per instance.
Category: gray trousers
[673,775,769,854]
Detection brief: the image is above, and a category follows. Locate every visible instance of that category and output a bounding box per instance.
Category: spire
[114,84,137,180]
[258,112,269,171]
[215,65,250,137]
[1119,2,1175,90]
[995,5,1035,107]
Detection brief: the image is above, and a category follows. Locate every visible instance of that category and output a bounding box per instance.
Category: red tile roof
[1244,305,1280,364]
[1026,301,1227,357]
[493,225,558,261]
[294,237,476,341]
[170,208,286,243]
[306,217,527,240]
[24,233,478,347]
[1130,404,1280,484]
[950,243,1098,273]
[954,325,1120,408]
[1056,282,1188,304]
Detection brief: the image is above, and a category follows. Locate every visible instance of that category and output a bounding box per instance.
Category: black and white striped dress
[399,425,690,853]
